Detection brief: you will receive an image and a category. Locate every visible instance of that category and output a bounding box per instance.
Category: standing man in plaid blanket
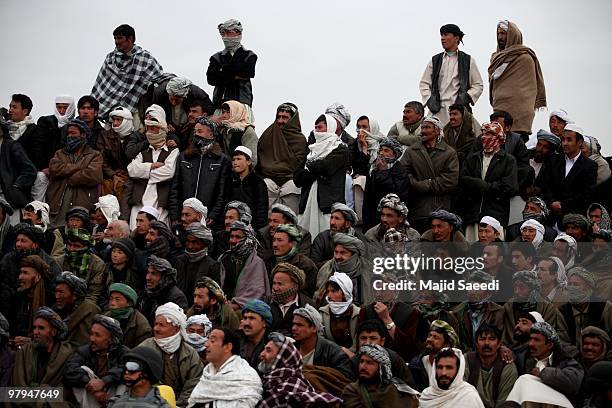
[92,24,168,127]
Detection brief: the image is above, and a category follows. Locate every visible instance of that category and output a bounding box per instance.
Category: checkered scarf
[260,338,342,407]
[92,44,171,116]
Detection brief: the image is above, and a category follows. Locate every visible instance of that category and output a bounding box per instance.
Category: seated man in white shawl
[188,328,262,408]
[506,321,584,408]
[419,347,485,408]
[138,302,204,408]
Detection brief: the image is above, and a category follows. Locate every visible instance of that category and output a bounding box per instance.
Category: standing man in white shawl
[188,327,262,408]
[420,348,485,408]
[296,114,350,238]
[139,302,204,408]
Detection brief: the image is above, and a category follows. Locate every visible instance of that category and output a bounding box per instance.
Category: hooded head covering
[182,198,208,224]
[56,271,87,299]
[481,121,504,153]
[194,115,218,138]
[111,238,135,262]
[147,255,174,274]
[166,77,192,98]
[479,216,503,236]
[242,299,273,325]
[225,200,253,225]
[109,106,134,137]
[228,220,258,261]
[326,272,354,315]
[567,266,596,304]
[34,306,68,340]
[377,193,409,218]
[548,256,568,288]
[270,203,298,224]
[25,201,50,232]
[154,302,187,354]
[144,104,168,149]
[92,314,123,346]
[185,314,212,352]
[333,232,366,257]
[358,344,393,385]
[587,203,611,230]
[66,119,91,150]
[221,100,252,131]
[325,102,351,129]
[554,233,577,269]
[378,137,403,160]
[513,270,541,290]
[54,95,76,127]
[520,219,545,248]
[308,113,340,162]
[357,115,385,164]
[196,277,226,302]
[293,304,323,332]
[95,195,121,224]
[562,213,591,234]
[422,115,444,136]
[330,202,358,225]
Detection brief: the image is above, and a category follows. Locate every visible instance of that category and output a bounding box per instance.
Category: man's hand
[12,336,31,348]
[86,378,105,393]
[531,367,541,377]
[357,131,368,153]
[550,201,562,214]
[150,162,164,170]
[210,115,223,125]
[167,124,176,133]
[93,390,108,405]
[166,139,178,148]
[92,232,105,243]
[373,302,392,324]
[500,345,514,364]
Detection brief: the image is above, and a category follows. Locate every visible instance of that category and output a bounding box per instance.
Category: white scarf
[54,95,76,127]
[506,374,573,408]
[154,331,183,354]
[187,355,262,408]
[27,201,50,232]
[521,219,545,248]
[326,272,354,315]
[419,348,485,408]
[359,117,385,165]
[307,114,341,162]
[8,116,34,140]
[110,107,134,137]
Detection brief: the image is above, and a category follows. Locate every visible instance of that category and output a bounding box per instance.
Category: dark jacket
[58,119,105,150]
[46,145,104,217]
[153,81,215,126]
[37,115,62,157]
[349,347,415,385]
[266,293,314,337]
[523,347,584,399]
[309,335,353,379]
[0,137,37,208]
[536,152,598,225]
[427,51,473,112]
[311,228,367,269]
[362,161,408,231]
[16,123,51,170]
[138,283,188,326]
[257,224,312,263]
[459,149,518,226]
[229,171,269,230]
[206,47,257,107]
[175,254,221,306]
[63,344,130,388]
[96,129,133,179]
[294,144,350,214]
[266,252,318,297]
[452,301,506,352]
[104,308,152,349]
[169,143,231,226]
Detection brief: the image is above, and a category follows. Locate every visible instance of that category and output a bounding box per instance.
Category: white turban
[145,104,168,131]
[109,106,134,137]
[54,95,76,127]
[326,272,354,315]
[497,20,509,31]
[520,219,545,248]
[480,216,503,235]
[183,198,208,224]
[549,256,568,288]
[554,233,577,269]
[325,102,351,129]
[95,195,121,224]
[27,200,50,232]
[166,77,192,98]
[154,302,187,354]
[185,314,213,352]
[549,109,573,124]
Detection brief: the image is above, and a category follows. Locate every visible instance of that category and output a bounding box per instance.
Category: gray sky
[2,0,611,154]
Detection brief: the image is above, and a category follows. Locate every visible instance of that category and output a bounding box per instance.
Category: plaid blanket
[91,45,169,116]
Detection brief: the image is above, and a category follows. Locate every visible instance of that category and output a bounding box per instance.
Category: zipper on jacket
[195,155,203,193]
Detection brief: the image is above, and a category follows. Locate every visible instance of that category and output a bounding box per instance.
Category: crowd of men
[0,18,611,408]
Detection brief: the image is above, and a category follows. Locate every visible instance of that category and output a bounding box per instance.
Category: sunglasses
[124,361,142,372]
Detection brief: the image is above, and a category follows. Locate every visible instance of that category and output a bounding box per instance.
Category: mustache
[481,346,493,352]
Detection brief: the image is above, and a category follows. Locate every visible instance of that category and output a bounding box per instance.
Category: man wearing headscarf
[96,106,139,198]
[137,255,188,326]
[187,277,239,330]
[185,314,213,357]
[558,266,612,346]
[365,193,421,244]
[144,219,182,262]
[552,233,578,270]
[502,270,570,347]
[460,122,518,240]
[419,24,484,126]
[315,232,373,306]
[64,314,130,407]
[292,304,354,379]
[55,227,110,307]
[587,202,610,233]
[22,200,57,251]
[296,114,350,238]
[218,101,259,165]
[548,109,573,138]
[53,271,102,346]
[46,118,104,227]
[258,331,343,407]
[582,135,611,183]
[562,213,593,262]
[256,203,312,263]
[419,348,485,407]
[506,322,584,407]
[91,194,121,252]
[168,115,232,228]
[207,19,258,117]
[307,102,356,153]
[36,94,76,156]
[92,24,170,119]
[353,114,387,177]
[443,104,479,166]
[127,104,179,228]
[258,102,308,214]
[536,256,569,306]
[268,224,318,296]
[11,306,73,387]
[152,75,214,133]
[139,302,205,407]
[105,282,152,348]
[509,311,545,374]
[489,21,546,136]
[180,198,208,229]
[399,116,460,232]
[229,146,269,229]
[342,343,420,407]
[387,101,425,147]
[506,196,558,242]
[578,326,611,372]
[529,129,560,182]
[311,202,367,268]
[0,223,61,319]
[319,272,361,349]
[421,209,467,247]
[175,222,221,306]
[536,123,598,228]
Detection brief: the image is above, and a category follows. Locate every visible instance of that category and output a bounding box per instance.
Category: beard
[513,330,530,343]
[436,375,454,390]
[258,360,274,374]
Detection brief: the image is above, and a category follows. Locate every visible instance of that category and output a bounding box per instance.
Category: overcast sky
[2,0,611,154]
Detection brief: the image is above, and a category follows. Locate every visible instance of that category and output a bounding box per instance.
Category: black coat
[175,254,221,306]
[294,144,350,214]
[536,153,598,225]
[265,292,314,337]
[459,149,518,226]
[138,283,189,326]
[17,124,51,170]
[229,171,269,230]
[63,344,130,388]
[153,81,215,126]
[0,137,37,208]
[37,115,63,157]
[206,47,257,107]
[168,144,231,226]
[58,118,105,149]
[362,161,407,231]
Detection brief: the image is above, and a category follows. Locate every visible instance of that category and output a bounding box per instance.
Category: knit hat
[109,283,138,306]
[111,238,136,261]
